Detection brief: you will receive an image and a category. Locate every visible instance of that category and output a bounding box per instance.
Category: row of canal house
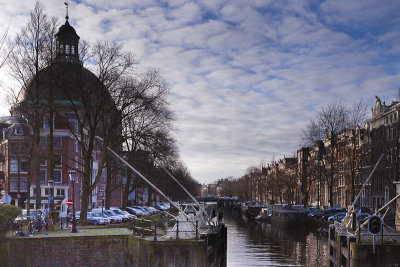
[261,96,399,212]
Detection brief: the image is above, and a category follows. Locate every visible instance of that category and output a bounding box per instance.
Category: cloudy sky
[0,0,399,184]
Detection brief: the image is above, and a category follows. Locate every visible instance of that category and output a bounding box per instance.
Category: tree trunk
[105,160,112,210]
[33,129,41,210]
[121,171,132,210]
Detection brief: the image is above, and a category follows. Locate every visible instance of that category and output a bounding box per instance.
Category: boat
[270,208,307,227]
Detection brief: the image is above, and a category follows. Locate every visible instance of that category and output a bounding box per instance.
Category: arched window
[71,45,75,55]
[65,44,70,54]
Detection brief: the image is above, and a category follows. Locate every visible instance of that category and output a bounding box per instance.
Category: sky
[0,0,400,184]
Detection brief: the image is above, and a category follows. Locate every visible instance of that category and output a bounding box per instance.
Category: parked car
[327,212,347,223]
[132,206,151,216]
[102,210,123,223]
[145,206,158,214]
[111,209,134,222]
[155,204,168,211]
[87,212,109,225]
[126,207,144,217]
[321,211,340,221]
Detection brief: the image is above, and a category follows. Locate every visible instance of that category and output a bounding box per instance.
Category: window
[71,45,75,55]
[20,178,28,192]
[45,188,49,196]
[54,137,62,149]
[69,120,78,132]
[43,115,54,129]
[14,125,23,135]
[10,177,18,192]
[40,169,46,184]
[395,113,398,121]
[40,159,47,166]
[40,137,47,149]
[56,189,65,196]
[54,169,62,183]
[54,154,62,167]
[20,160,28,173]
[74,141,79,153]
[74,156,79,168]
[10,159,18,173]
[60,44,64,53]
[65,44,70,54]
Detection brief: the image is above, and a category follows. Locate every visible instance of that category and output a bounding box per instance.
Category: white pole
[153,157,213,225]
[105,145,194,223]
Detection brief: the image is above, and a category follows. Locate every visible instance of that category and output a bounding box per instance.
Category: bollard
[141,219,145,238]
[154,220,157,241]
[176,220,179,240]
[196,220,198,240]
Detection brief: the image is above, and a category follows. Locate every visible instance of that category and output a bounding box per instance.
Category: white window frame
[10,159,18,173]
[20,178,28,192]
[10,177,18,192]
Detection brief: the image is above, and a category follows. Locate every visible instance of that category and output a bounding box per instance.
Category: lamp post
[99,188,104,213]
[68,170,78,233]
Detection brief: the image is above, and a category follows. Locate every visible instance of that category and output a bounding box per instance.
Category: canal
[223,210,329,266]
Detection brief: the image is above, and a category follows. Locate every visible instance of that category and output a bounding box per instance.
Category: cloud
[0,0,399,183]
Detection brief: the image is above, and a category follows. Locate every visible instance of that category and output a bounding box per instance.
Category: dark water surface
[223,211,329,267]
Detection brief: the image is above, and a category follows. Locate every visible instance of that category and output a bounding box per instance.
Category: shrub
[49,211,60,223]
[0,205,22,235]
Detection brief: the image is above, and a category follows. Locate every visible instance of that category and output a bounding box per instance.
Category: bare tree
[8,1,59,212]
[318,101,349,207]
[299,116,324,148]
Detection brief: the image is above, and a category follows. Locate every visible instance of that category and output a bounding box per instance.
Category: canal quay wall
[328,225,400,267]
[0,226,227,267]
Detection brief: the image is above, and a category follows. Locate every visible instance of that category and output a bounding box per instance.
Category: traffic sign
[368,215,382,235]
[67,200,73,206]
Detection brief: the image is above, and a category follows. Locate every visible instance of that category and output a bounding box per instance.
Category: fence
[131,218,201,240]
[332,221,400,245]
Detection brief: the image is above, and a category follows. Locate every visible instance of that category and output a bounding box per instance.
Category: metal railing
[332,221,400,245]
[131,218,201,240]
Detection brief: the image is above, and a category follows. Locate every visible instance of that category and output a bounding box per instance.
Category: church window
[60,44,64,53]
[65,44,70,54]
[71,45,75,55]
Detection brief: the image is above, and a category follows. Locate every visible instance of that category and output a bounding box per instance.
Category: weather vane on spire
[65,2,69,21]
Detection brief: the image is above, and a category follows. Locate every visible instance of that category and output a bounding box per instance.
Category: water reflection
[223,211,329,267]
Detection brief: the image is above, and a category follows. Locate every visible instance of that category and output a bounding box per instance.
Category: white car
[111,209,135,222]
[101,210,122,224]
[88,212,109,225]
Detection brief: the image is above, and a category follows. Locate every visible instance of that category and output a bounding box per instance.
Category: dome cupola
[55,3,80,63]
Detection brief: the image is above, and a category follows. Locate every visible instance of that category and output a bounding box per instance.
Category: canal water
[223,210,329,266]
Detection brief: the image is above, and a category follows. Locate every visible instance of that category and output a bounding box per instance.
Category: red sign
[67,200,73,206]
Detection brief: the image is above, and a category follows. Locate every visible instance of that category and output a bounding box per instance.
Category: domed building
[0,16,123,213]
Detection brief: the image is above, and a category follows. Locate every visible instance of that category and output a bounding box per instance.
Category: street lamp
[68,170,78,233]
[99,188,104,213]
